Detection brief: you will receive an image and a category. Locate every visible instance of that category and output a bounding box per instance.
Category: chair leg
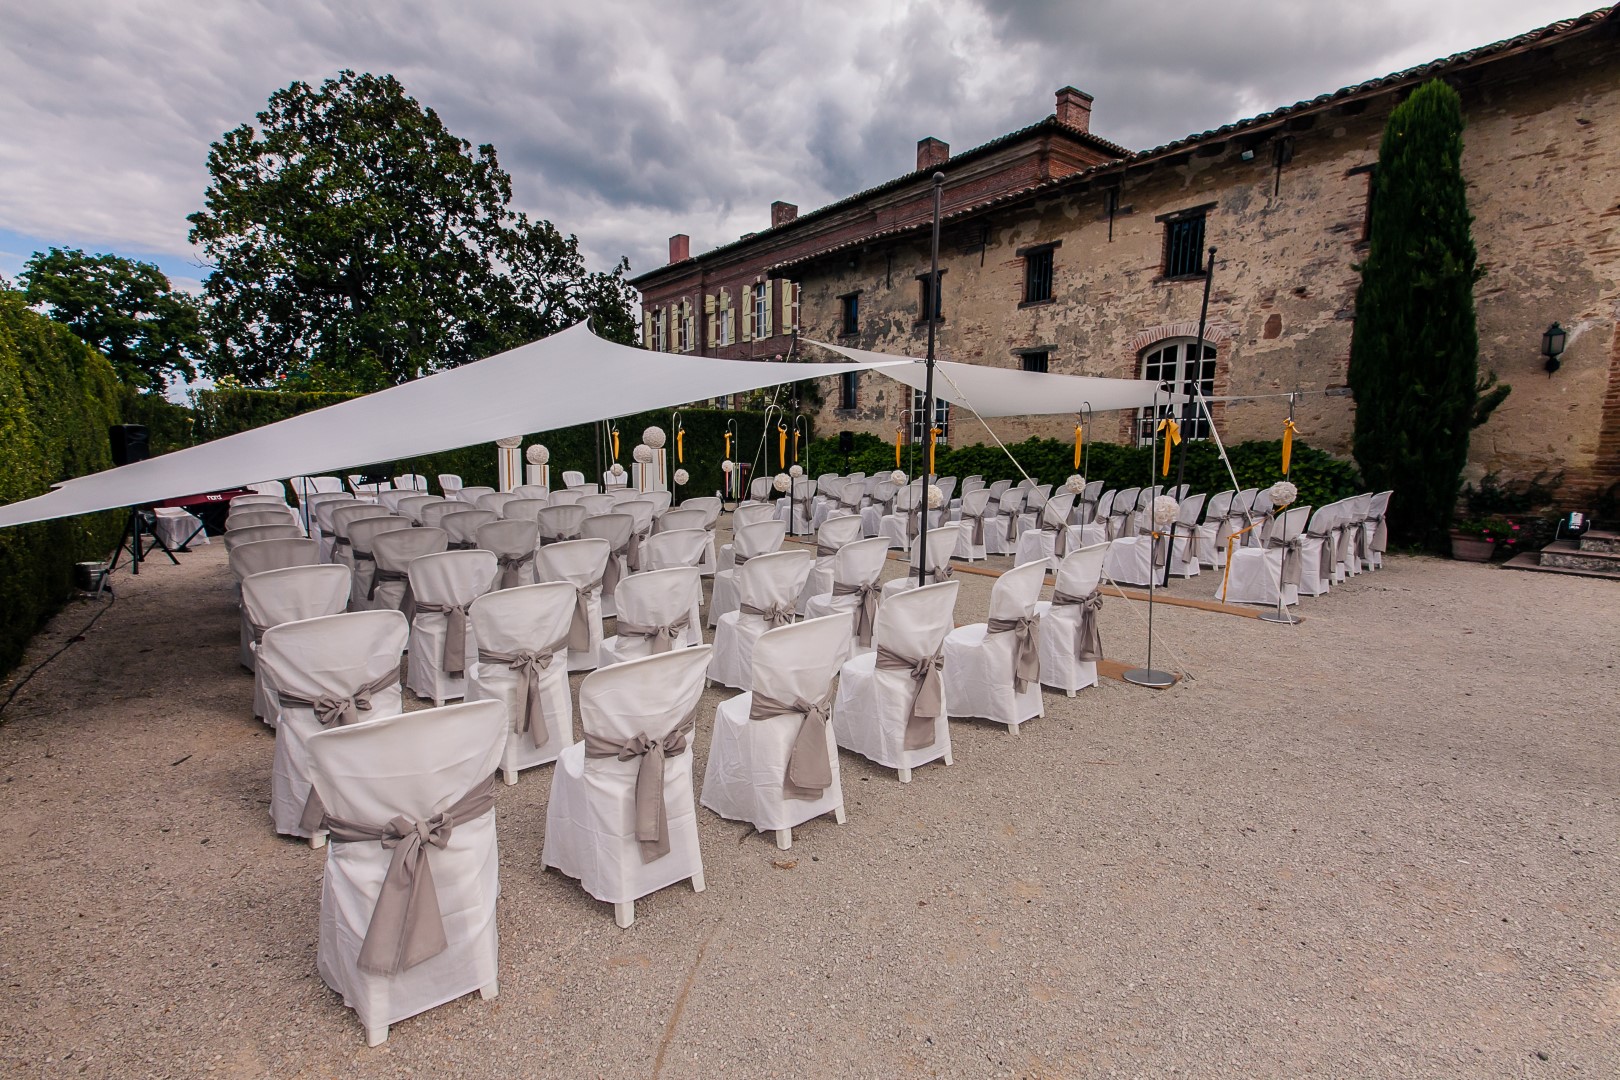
[1008,722,1021,736]
[309,831,327,850]
[366,1023,388,1047]
[480,980,499,1000]
[775,829,792,851]
[943,749,954,766]
[691,866,706,893]
[614,902,635,929]
[897,766,912,783]
[833,804,847,824]
[1066,687,1076,698]
[502,767,518,786]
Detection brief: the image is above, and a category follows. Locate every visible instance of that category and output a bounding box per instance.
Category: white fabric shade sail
[1,322,1181,528]
[805,340,1187,418]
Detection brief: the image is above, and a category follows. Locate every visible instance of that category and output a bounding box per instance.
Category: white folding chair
[709,519,787,627]
[1014,491,1078,571]
[259,609,407,843]
[436,473,463,499]
[397,495,442,525]
[718,503,778,573]
[579,512,635,617]
[831,580,960,783]
[407,549,497,706]
[880,524,963,602]
[536,538,611,671]
[347,516,409,610]
[599,567,703,666]
[458,485,496,506]
[229,537,321,656]
[803,535,891,658]
[306,699,504,1046]
[369,527,449,616]
[954,488,994,562]
[799,513,865,614]
[1166,492,1207,577]
[442,509,498,549]
[708,549,812,691]
[513,485,551,502]
[476,492,519,517]
[702,614,851,849]
[223,522,304,552]
[1219,505,1312,607]
[242,564,352,722]
[1034,543,1109,696]
[467,581,577,783]
[941,560,1046,733]
[331,504,394,572]
[536,504,586,545]
[656,508,705,535]
[541,647,712,928]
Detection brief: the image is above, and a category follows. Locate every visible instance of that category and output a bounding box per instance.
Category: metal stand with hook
[1124,385,1176,689]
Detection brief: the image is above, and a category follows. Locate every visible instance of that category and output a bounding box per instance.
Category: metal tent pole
[918,172,943,588]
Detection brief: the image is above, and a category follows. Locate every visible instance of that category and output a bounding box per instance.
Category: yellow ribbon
[1218,518,1267,602]
[611,428,619,461]
[929,426,940,475]
[793,427,800,463]
[1156,418,1181,476]
[895,426,903,468]
[677,429,684,464]
[1281,419,1297,476]
[778,424,787,469]
[724,431,731,460]
[1073,424,1083,470]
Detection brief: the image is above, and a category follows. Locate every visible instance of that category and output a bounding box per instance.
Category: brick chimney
[1054,86,1093,133]
[916,137,950,172]
[771,201,798,228]
[668,233,690,263]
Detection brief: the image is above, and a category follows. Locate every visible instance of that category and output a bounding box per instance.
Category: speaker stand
[107,507,179,576]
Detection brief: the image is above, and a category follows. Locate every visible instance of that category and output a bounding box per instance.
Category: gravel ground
[0,534,1616,1079]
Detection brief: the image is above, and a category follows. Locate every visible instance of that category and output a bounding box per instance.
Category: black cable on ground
[0,589,116,722]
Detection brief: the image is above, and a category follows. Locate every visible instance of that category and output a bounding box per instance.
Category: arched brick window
[1136,337,1216,444]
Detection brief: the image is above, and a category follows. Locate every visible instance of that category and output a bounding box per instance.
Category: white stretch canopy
[806,340,1187,417]
[0,323,905,528]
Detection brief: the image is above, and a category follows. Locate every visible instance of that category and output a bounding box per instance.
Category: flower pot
[1449,533,1495,562]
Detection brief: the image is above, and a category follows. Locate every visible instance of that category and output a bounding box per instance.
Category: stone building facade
[634,9,1620,504]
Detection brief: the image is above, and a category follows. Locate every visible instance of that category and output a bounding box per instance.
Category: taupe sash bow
[1370,514,1388,554]
[874,645,945,750]
[478,636,567,747]
[583,709,697,862]
[414,601,471,676]
[929,562,954,586]
[1079,495,1100,525]
[279,668,399,730]
[625,529,642,572]
[815,543,838,558]
[495,551,535,590]
[740,600,794,629]
[567,576,603,652]
[968,509,989,547]
[986,614,1041,693]
[1051,588,1103,662]
[1309,530,1336,584]
[448,539,477,550]
[1267,533,1304,587]
[831,579,880,646]
[322,773,498,976]
[1334,523,1352,571]
[352,548,375,564]
[1040,518,1068,558]
[1352,521,1370,561]
[749,688,836,800]
[615,613,691,654]
[333,536,352,553]
[368,567,415,620]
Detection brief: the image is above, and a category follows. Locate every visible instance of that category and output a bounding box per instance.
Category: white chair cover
[702,614,851,845]
[475,492,520,516]
[331,505,395,571]
[639,528,708,571]
[1013,491,1079,570]
[580,494,616,517]
[397,495,442,526]
[599,567,703,666]
[152,506,208,551]
[953,488,994,562]
[419,502,463,531]
[1079,490,1116,547]
[1365,490,1392,569]
[718,503,778,573]
[406,549,497,705]
[442,510,498,549]
[941,559,1046,731]
[347,517,409,610]
[310,494,356,559]
[709,518,788,627]
[436,473,463,498]
[513,485,550,502]
[466,582,578,782]
[881,524,964,602]
[536,538,611,671]
[227,509,296,531]
[1033,543,1109,696]
[579,512,635,616]
[306,699,504,1045]
[644,490,673,514]
[475,519,540,590]
[549,490,584,507]
[1196,491,1237,568]
[242,564,351,720]
[803,535,891,658]
[831,580,960,781]
[1299,502,1340,597]
[536,504,586,545]
[798,513,865,614]
[1167,493,1207,577]
[229,538,321,652]
[259,609,407,840]
[560,470,585,488]
[1219,505,1311,607]
[369,528,449,616]
[656,508,705,534]
[457,485,496,506]
[541,647,712,924]
[502,498,549,524]
[223,522,304,551]
[708,549,813,691]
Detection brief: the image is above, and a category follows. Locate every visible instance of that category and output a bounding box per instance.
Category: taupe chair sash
[614,613,691,655]
[815,542,838,558]
[447,539,477,550]
[986,614,1041,693]
[322,773,498,976]
[495,551,535,590]
[603,538,636,595]
[1266,532,1305,587]
[739,600,795,629]
[582,708,697,862]
[368,567,415,618]
[414,602,471,676]
[478,635,568,748]
[567,576,604,652]
[874,645,945,750]
[830,579,880,646]
[278,668,399,730]
[1369,513,1389,554]
[1039,519,1069,558]
[749,687,836,800]
[1050,588,1103,663]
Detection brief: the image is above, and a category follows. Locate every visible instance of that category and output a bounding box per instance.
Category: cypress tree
[1348,79,1502,550]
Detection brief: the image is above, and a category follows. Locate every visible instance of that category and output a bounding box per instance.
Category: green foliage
[0,291,126,679]
[807,433,1360,512]
[188,70,639,390]
[119,388,196,456]
[1462,471,1563,516]
[1348,80,1500,551]
[19,248,206,393]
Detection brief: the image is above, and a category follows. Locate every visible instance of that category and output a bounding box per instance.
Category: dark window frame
[1016,348,1050,373]
[1018,242,1058,307]
[839,371,858,410]
[839,291,861,337]
[914,269,945,326]
[1157,203,1215,280]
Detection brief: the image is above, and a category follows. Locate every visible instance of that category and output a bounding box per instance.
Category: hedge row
[806,431,1362,513]
[0,292,125,678]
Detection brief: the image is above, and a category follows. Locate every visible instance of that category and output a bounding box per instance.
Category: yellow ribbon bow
[1281,418,1298,476]
[1156,418,1181,476]
[792,426,801,463]
[724,431,731,460]
[895,426,903,468]
[676,428,684,464]
[611,428,620,461]
[929,426,941,475]
[1073,423,1083,470]
[778,423,788,469]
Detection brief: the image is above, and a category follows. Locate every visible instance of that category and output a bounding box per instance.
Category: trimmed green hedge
[808,432,1361,512]
[0,291,125,679]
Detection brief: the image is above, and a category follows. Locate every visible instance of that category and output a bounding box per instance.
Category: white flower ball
[788,464,803,478]
[525,444,549,465]
[632,443,654,464]
[1065,474,1086,494]
[890,469,906,484]
[720,459,735,474]
[927,485,944,509]
[1152,495,1180,528]
[643,426,666,449]
[773,472,791,493]
[609,463,625,477]
[674,468,690,486]
[1269,480,1298,508]
[495,435,523,449]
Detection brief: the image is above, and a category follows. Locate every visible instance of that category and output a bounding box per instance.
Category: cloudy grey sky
[0,0,1596,289]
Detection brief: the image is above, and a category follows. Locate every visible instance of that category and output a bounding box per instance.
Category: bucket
[75,562,109,591]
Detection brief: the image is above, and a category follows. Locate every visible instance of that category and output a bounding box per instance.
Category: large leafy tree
[19,248,206,393]
[189,70,636,391]
[1348,79,1508,550]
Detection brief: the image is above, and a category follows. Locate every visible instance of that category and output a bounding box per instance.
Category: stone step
[1578,529,1618,554]
[1525,539,1620,578]
[1501,549,1620,581]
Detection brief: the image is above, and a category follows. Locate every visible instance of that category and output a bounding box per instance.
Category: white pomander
[927,485,944,510]
[525,444,549,465]
[1065,474,1086,494]
[673,468,689,486]
[632,443,654,464]
[1268,480,1298,509]
[609,463,625,477]
[788,464,803,478]
[773,472,791,493]
[642,426,667,449]
[720,459,735,474]
[890,469,906,484]
[1152,495,1180,528]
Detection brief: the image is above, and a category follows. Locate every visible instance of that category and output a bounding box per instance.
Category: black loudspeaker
[109,424,150,466]
[838,430,854,453]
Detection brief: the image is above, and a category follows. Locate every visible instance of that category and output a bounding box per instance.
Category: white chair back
[458,486,496,505]
[816,513,864,552]
[832,535,890,586]
[502,498,549,524]
[548,489,584,507]
[612,568,701,645]
[640,529,709,570]
[230,537,321,582]
[561,470,586,488]
[1053,543,1109,598]
[657,508,706,534]
[734,519,787,560]
[259,610,407,714]
[224,523,304,551]
[468,580,577,660]
[242,564,351,633]
[910,523,963,577]
[476,492,519,516]
[513,485,550,502]
[733,503,777,530]
[579,646,710,744]
[989,559,1046,620]
[437,473,463,497]
[872,580,959,660]
[393,473,428,491]
[736,549,813,617]
[749,613,851,700]
[442,510,499,548]
[398,495,443,525]
[536,504,586,543]
[476,519,540,589]
[581,494,617,517]
[537,537,611,590]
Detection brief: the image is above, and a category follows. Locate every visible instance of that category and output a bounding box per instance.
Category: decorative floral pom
[609,463,625,477]
[632,443,654,463]
[1065,474,1086,494]
[673,468,689,486]
[1152,495,1180,528]
[1268,480,1298,509]
[890,470,906,484]
[788,464,803,478]
[773,472,791,493]
[525,444,549,465]
[927,485,944,509]
[642,426,667,449]
[720,459,735,474]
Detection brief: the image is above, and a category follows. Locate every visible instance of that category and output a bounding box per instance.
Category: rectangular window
[675,301,688,352]
[1136,341,1217,444]
[1023,248,1054,304]
[652,308,667,352]
[839,371,857,410]
[911,388,949,444]
[840,292,859,336]
[917,271,943,324]
[753,283,768,338]
[1162,212,1207,278]
[716,305,732,347]
[1020,350,1049,373]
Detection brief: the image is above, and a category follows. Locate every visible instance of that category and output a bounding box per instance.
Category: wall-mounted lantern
[1542,322,1567,375]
